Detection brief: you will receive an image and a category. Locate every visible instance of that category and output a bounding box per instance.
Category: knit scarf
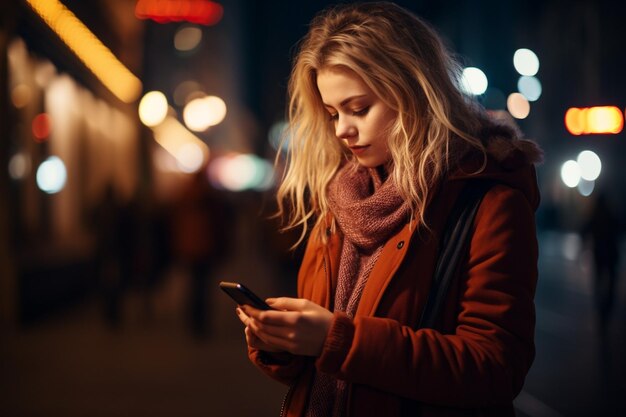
[305,162,410,417]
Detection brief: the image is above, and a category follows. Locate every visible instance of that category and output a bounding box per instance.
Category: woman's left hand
[240,298,334,357]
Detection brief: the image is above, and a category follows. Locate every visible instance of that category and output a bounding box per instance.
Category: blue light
[517,76,542,102]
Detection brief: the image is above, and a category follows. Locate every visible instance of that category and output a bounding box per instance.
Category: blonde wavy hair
[277,2,487,245]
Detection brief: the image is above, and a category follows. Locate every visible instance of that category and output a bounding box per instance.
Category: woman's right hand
[236,307,284,352]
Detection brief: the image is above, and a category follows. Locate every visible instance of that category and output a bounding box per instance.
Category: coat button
[397,241,404,249]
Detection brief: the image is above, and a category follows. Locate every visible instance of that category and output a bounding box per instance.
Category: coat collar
[320,179,466,317]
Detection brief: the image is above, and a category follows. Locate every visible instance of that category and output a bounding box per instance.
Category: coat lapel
[355,222,417,317]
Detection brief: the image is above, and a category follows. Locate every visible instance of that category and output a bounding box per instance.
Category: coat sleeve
[246,228,325,385]
[315,186,538,407]
[247,348,309,386]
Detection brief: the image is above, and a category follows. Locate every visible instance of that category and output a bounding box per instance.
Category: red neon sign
[135,0,223,25]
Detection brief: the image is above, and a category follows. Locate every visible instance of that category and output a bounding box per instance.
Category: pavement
[1,230,624,417]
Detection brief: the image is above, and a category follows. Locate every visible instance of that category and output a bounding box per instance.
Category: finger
[266,297,308,312]
[245,327,283,352]
[236,307,249,325]
[248,317,296,340]
[246,323,279,349]
[254,330,297,353]
[240,304,262,316]
[243,307,299,327]
[244,326,263,349]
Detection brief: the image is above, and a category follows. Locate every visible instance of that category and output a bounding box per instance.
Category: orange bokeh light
[32,113,52,141]
[565,106,624,135]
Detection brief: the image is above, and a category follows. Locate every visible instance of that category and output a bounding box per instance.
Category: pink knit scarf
[328,163,410,316]
[306,162,410,417]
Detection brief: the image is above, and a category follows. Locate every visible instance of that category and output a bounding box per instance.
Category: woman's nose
[335,116,357,139]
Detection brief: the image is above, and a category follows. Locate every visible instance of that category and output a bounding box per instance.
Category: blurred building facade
[0,0,288,329]
[1,0,625,327]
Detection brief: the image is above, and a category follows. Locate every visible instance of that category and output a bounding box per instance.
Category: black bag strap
[418,180,494,329]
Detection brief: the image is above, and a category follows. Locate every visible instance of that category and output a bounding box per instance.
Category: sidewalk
[515,231,626,417]
[1,231,624,417]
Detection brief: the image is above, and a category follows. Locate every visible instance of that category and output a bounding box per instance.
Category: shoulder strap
[417,180,494,329]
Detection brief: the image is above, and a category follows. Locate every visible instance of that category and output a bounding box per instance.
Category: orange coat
[250,140,541,417]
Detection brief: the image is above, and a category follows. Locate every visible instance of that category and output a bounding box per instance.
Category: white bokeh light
[183,95,227,132]
[460,67,488,95]
[561,160,581,188]
[36,156,67,194]
[138,91,168,127]
[175,142,205,173]
[513,48,540,76]
[576,150,602,181]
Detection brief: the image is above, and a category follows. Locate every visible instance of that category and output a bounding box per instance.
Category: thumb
[266,297,307,311]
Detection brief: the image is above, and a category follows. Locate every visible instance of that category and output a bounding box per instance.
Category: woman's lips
[349,145,369,155]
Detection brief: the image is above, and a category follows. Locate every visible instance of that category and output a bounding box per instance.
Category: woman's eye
[329,113,339,121]
[352,107,370,117]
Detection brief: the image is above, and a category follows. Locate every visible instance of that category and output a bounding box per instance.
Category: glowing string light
[25,0,142,103]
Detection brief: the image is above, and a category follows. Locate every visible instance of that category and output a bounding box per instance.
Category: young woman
[236,3,542,416]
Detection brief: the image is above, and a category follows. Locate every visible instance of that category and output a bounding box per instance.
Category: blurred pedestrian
[92,183,124,327]
[235,3,542,417]
[171,169,228,338]
[582,190,621,331]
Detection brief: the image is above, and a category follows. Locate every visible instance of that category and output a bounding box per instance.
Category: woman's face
[316,67,397,168]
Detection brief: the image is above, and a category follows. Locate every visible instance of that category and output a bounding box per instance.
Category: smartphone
[219,281,274,310]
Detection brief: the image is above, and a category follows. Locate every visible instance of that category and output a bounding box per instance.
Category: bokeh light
[32,113,52,141]
[209,154,274,191]
[173,80,203,106]
[460,67,488,95]
[11,84,32,108]
[564,108,584,135]
[587,106,624,134]
[34,59,56,88]
[139,91,168,127]
[577,179,595,197]
[576,150,601,181]
[8,153,31,180]
[562,233,581,261]
[152,116,209,173]
[565,106,624,135]
[183,95,227,131]
[268,121,290,151]
[507,93,530,119]
[174,25,203,51]
[175,142,205,173]
[517,76,542,102]
[513,48,539,76]
[561,160,581,188]
[135,0,223,25]
[36,156,67,194]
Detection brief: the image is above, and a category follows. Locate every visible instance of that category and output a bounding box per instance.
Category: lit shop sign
[135,0,223,25]
[565,106,624,135]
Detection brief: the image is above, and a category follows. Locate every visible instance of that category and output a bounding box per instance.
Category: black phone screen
[219,282,273,310]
